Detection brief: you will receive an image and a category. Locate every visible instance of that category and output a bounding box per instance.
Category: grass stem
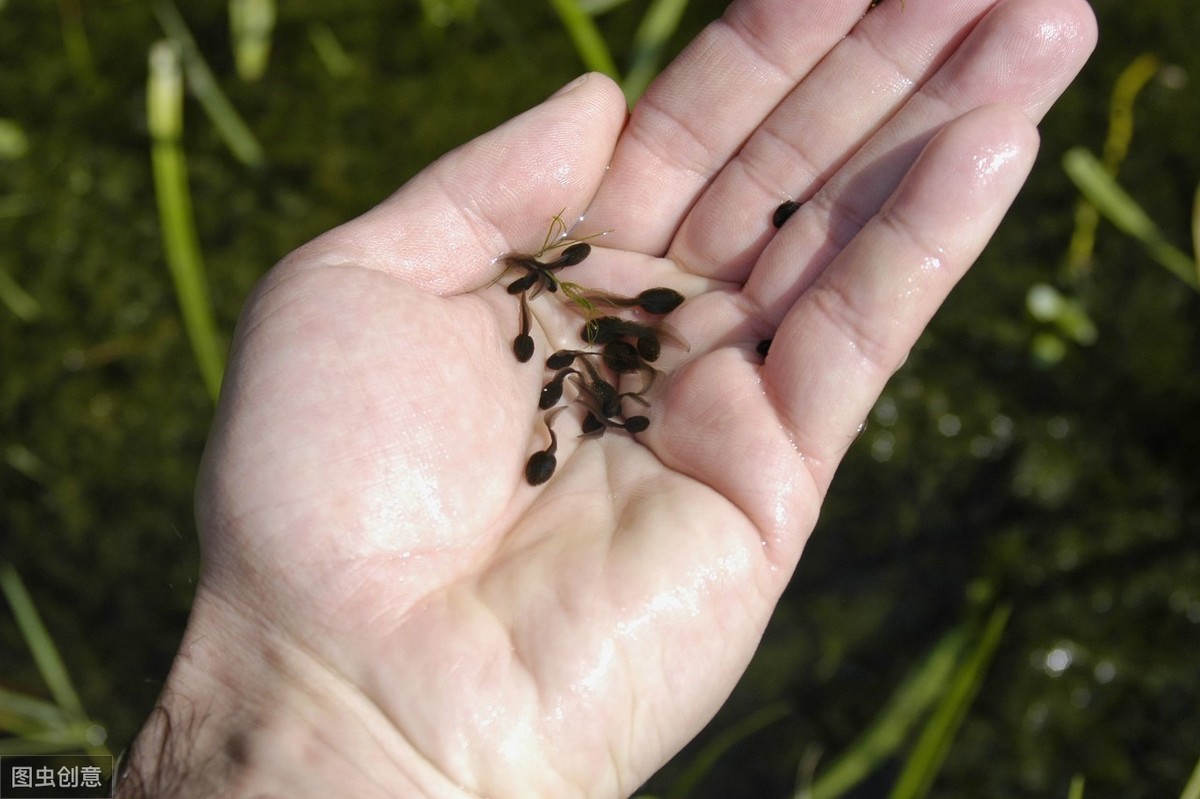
[622,0,689,102]
[801,623,969,799]
[889,604,1011,799]
[547,0,620,82]
[0,564,111,759]
[155,1,265,168]
[148,40,226,402]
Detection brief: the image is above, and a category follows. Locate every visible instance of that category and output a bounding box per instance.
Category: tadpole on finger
[773,200,801,229]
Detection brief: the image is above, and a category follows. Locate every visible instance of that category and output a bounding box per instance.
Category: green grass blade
[155,1,265,168]
[1063,148,1199,292]
[0,686,74,738]
[665,702,790,799]
[622,0,689,102]
[547,0,620,81]
[1068,774,1086,799]
[0,566,112,759]
[801,625,970,799]
[1101,54,1159,172]
[889,604,1011,799]
[148,40,226,402]
[0,564,87,720]
[308,22,355,78]
[1063,54,1158,279]
[1181,750,1200,799]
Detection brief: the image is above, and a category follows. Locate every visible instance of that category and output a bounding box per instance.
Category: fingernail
[549,72,589,99]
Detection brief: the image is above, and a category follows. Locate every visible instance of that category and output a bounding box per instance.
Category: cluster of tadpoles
[500,199,804,486]
[497,215,687,486]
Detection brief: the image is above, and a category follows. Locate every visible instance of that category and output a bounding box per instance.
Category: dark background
[1,1,1197,796]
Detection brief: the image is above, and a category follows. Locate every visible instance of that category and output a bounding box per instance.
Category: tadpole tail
[513,292,535,362]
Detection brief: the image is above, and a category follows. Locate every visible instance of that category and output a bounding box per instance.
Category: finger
[282,73,629,295]
[645,105,1037,557]
[674,0,1097,283]
[578,0,873,254]
[767,104,1039,490]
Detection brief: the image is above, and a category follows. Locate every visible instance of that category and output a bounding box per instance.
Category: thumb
[292,72,629,295]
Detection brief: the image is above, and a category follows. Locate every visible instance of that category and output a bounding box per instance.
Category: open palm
[179,0,1095,796]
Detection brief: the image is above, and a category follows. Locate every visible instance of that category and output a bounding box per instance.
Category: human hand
[121,1,1095,796]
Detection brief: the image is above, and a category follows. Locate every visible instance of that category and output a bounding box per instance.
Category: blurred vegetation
[1,0,1198,797]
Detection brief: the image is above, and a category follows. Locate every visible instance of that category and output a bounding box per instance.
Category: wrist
[116,584,463,799]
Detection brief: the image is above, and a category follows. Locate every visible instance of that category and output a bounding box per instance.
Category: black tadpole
[539,367,578,409]
[567,354,622,418]
[581,413,606,437]
[513,336,535,362]
[576,287,685,315]
[602,340,642,374]
[546,349,578,369]
[525,408,564,486]
[636,334,660,362]
[513,293,534,362]
[622,415,650,433]
[773,200,802,229]
[506,271,540,295]
[552,242,591,267]
[635,287,685,314]
[525,449,556,485]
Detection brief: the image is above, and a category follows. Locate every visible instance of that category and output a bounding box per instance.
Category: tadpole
[601,340,642,374]
[570,369,650,423]
[636,334,660,362]
[506,271,540,296]
[623,415,650,433]
[513,292,534,362]
[575,371,621,419]
[552,242,591,267]
[525,407,565,486]
[524,449,556,484]
[575,287,685,315]
[546,349,579,369]
[581,412,606,437]
[539,367,578,409]
[634,287,685,314]
[773,200,802,229]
